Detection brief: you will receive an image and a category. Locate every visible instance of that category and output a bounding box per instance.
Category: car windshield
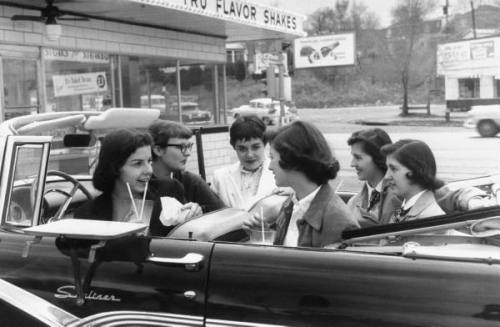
[182,105,198,111]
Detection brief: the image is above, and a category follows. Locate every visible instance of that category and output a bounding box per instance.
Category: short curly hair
[93,129,153,194]
[381,139,443,190]
[347,128,392,173]
[270,121,339,185]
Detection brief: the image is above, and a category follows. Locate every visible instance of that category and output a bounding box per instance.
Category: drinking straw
[139,180,149,221]
[126,182,140,221]
[260,206,265,243]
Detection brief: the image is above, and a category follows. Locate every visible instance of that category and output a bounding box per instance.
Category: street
[297,106,500,192]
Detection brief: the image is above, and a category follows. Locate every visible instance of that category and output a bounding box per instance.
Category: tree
[304,1,381,86]
[386,0,436,115]
[305,0,380,35]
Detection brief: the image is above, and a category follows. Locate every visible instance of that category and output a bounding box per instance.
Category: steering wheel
[40,170,94,224]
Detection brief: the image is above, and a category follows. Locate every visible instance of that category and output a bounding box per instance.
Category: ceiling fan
[10,0,89,25]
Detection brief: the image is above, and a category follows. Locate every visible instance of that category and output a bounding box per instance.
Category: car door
[0,234,213,325]
[206,242,500,327]
[0,135,214,324]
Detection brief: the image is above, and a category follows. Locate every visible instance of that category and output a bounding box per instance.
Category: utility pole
[443,0,449,39]
[470,0,477,39]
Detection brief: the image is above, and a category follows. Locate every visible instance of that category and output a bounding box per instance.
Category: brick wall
[185,131,237,184]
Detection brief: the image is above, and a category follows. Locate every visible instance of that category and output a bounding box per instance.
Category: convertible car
[0,109,500,327]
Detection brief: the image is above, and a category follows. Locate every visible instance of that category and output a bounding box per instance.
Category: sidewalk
[352,104,467,127]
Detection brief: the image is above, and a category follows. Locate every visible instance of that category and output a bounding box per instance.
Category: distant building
[437,35,500,111]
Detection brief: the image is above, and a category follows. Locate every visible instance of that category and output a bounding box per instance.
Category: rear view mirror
[63,134,94,147]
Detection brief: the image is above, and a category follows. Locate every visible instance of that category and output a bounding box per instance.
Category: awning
[0,0,305,41]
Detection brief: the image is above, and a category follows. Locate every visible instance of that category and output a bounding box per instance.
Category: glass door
[2,58,39,121]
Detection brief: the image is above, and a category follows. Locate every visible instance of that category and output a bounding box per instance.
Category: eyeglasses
[167,142,194,153]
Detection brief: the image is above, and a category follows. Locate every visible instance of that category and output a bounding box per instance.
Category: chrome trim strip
[67,311,203,327]
[0,278,78,327]
[207,318,289,327]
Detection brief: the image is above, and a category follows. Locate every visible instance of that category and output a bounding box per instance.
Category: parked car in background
[464,104,500,137]
[167,102,213,124]
[141,95,212,124]
[230,97,298,125]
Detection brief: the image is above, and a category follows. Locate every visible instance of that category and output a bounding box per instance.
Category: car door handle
[147,252,204,271]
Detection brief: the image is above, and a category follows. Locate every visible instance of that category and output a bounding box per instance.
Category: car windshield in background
[183,105,198,111]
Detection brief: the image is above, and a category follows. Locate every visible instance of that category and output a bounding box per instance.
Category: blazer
[347,180,401,228]
[74,176,186,237]
[389,189,445,223]
[274,184,359,248]
[349,180,485,228]
[211,158,277,210]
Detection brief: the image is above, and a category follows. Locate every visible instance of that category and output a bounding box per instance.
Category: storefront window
[139,58,177,121]
[458,78,480,98]
[44,48,112,112]
[3,59,38,120]
[178,63,215,125]
[120,56,220,125]
[495,79,500,98]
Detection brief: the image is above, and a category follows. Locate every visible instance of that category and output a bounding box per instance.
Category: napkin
[159,196,185,226]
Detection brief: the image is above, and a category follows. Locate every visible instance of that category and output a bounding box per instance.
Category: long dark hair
[270,121,339,185]
[93,129,153,194]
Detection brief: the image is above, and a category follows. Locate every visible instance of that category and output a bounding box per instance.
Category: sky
[251,0,496,28]
[251,0,398,27]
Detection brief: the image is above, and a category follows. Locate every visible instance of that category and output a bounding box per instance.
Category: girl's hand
[179,202,203,222]
[242,212,264,230]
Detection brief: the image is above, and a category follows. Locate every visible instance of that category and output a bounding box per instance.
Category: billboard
[293,33,355,69]
[437,37,500,75]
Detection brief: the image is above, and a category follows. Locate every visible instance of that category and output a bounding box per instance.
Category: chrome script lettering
[55,285,121,302]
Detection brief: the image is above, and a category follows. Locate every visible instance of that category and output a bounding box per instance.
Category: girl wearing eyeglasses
[149,120,225,214]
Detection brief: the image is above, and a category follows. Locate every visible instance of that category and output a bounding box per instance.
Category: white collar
[239,163,263,174]
[293,186,321,209]
[402,190,426,210]
[366,180,383,197]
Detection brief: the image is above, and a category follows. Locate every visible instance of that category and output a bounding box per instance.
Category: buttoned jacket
[274,184,359,248]
[347,180,401,228]
[389,189,445,223]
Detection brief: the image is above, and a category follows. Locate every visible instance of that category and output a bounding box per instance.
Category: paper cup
[248,228,275,245]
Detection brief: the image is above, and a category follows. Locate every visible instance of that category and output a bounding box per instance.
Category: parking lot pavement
[297,105,468,134]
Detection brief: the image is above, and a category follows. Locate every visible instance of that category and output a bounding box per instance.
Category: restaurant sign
[129,0,305,35]
[44,48,110,64]
[53,72,108,97]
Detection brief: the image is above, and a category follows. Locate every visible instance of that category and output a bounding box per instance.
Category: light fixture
[45,17,62,41]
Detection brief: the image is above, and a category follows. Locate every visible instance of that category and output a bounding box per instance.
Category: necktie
[394,206,411,223]
[367,190,381,211]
